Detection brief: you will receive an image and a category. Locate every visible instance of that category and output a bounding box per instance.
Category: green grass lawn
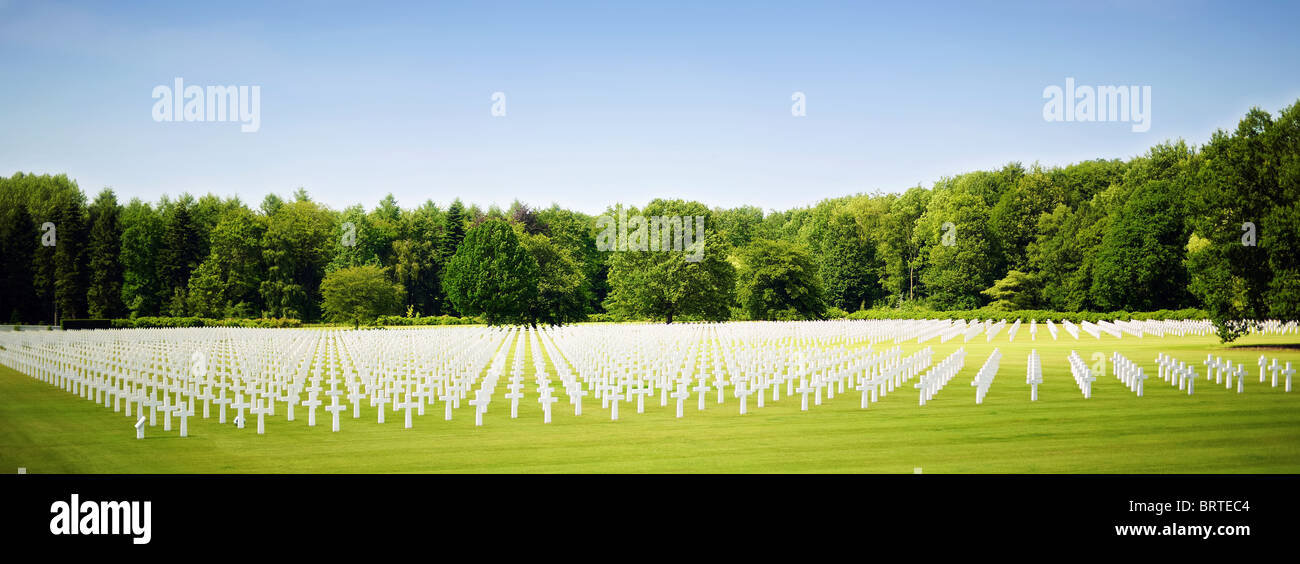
[2,328,1298,473]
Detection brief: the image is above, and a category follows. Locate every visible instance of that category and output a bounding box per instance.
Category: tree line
[0,101,1295,340]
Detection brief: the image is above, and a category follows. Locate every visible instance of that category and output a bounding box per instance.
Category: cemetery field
[1,327,1299,473]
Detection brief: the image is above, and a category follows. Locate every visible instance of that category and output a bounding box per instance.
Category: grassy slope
[1,328,1297,473]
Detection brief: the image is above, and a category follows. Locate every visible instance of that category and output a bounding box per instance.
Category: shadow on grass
[1225,344,1300,351]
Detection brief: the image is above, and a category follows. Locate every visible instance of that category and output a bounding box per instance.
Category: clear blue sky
[2,0,1297,214]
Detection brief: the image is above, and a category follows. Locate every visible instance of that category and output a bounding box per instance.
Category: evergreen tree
[159,199,203,311]
[86,189,125,318]
[0,183,39,323]
[441,198,467,260]
[51,185,89,321]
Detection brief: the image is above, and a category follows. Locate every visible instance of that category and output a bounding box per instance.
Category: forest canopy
[1,101,1296,341]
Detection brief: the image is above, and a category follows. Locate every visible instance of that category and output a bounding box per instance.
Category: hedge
[110,317,304,329]
[375,315,483,326]
[585,306,1201,323]
[73,311,1208,329]
[843,308,1208,323]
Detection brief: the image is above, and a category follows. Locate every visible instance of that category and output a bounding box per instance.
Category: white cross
[670,386,690,418]
[325,395,346,432]
[538,393,558,424]
[692,380,710,411]
[250,399,272,435]
[301,395,322,427]
[468,390,490,427]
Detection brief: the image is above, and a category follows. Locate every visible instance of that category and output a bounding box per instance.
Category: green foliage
[320,265,405,328]
[442,219,539,325]
[1184,103,1300,341]
[917,190,997,309]
[982,270,1042,311]
[259,198,334,320]
[187,204,265,318]
[710,205,766,249]
[845,307,1207,323]
[112,316,303,329]
[1027,202,1105,311]
[375,314,481,326]
[1,102,1298,330]
[328,204,381,270]
[119,198,165,317]
[1091,179,1190,310]
[393,201,447,315]
[520,231,589,326]
[990,167,1066,272]
[0,176,39,323]
[878,186,931,303]
[737,239,826,321]
[6,174,88,323]
[536,205,605,313]
[158,196,203,308]
[819,210,878,311]
[41,179,90,321]
[86,189,125,318]
[603,200,736,323]
[441,198,467,261]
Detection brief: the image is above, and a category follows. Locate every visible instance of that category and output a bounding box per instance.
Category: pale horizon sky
[2,0,1298,214]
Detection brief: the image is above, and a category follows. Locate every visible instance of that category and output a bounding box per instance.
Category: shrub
[374,315,482,326]
[109,317,304,329]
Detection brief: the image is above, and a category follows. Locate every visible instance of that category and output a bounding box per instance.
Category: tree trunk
[908,265,914,302]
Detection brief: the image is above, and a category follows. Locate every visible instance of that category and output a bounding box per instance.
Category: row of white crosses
[856,347,933,409]
[984,320,1006,342]
[915,347,966,406]
[1,318,1293,439]
[1110,352,1148,397]
[1257,355,1294,392]
[971,348,1001,404]
[1079,321,1102,339]
[1097,320,1123,339]
[1066,351,1096,398]
[0,325,520,438]
[336,326,508,430]
[1007,319,1022,342]
[3,328,274,438]
[1061,320,1081,340]
[1245,320,1300,336]
[1154,353,1295,396]
[1155,353,1198,395]
[1201,354,1246,394]
[1026,349,1042,401]
[548,321,924,419]
[908,317,1207,345]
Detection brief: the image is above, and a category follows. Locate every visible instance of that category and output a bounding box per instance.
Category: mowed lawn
[1,328,1298,473]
